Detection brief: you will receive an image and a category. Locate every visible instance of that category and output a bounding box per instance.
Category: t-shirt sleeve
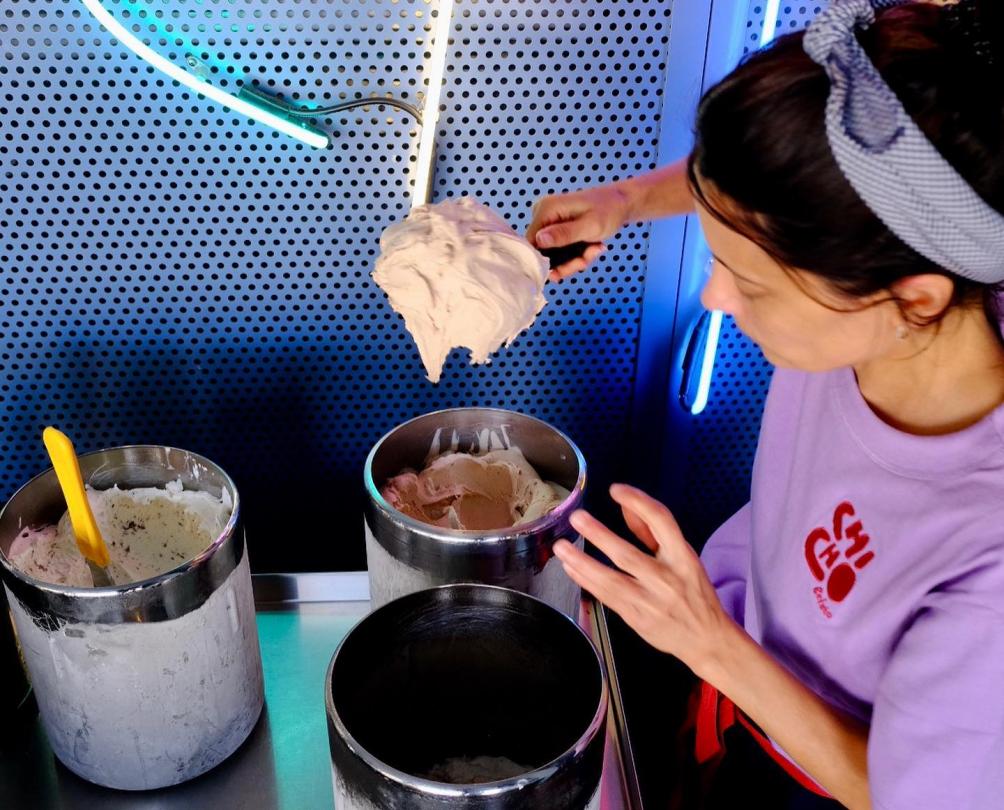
[699,501,751,626]
[869,583,1004,810]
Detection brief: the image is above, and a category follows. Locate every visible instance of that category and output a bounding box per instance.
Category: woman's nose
[699,258,738,315]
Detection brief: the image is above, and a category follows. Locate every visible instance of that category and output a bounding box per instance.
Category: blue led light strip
[690,0,783,415]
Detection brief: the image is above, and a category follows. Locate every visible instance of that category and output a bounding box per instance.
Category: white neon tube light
[689,309,724,416]
[690,0,784,415]
[412,0,455,208]
[78,0,329,149]
[761,0,784,47]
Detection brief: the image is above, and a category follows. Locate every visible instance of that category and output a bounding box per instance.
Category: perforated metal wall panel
[743,1,826,53]
[0,0,674,572]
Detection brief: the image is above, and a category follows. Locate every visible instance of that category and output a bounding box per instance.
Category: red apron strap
[694,679,725,763]
[693,680,833,800]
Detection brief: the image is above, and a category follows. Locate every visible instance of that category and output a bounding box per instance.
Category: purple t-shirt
[700,362,1004,809]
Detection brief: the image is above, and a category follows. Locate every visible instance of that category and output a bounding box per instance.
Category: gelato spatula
[42,427,115,588]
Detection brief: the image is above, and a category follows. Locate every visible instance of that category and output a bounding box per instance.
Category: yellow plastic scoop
[42,427,114,588]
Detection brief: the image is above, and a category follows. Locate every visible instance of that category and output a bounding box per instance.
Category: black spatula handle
[537,240,591,268]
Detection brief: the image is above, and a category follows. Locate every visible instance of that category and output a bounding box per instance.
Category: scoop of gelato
[381,446,569,531]
[7,480,232,588]
[372,197,549,383]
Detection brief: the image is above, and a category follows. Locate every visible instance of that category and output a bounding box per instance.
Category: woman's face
[695,199,904,372]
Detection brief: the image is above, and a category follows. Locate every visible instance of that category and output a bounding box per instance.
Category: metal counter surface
[0,573,643,809]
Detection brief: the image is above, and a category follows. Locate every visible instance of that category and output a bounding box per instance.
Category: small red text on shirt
[804,501,875,617]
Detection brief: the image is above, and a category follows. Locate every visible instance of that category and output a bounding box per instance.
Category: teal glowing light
[78,0,330,149]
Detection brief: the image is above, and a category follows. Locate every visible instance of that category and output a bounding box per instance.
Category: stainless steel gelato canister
[364,408,586,618]
[0,446,264,790]
[326,584,608,809]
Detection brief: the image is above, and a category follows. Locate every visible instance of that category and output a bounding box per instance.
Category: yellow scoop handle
[42,427,111,568]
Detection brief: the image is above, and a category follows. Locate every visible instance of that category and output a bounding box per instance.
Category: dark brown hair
[688,0,1004,327]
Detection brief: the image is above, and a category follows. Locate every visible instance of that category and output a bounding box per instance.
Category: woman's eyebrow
[711,253,765,287]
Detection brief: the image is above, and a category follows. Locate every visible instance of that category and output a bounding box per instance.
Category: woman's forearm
[703,623,872,810]
[614,157,694,223]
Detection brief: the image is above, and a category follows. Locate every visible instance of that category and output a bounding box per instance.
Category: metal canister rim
[324,583,608,808]
[363,407,588,574]
[0,445,242,624]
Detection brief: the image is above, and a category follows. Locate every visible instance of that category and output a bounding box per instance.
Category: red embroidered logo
[804,501,875,619]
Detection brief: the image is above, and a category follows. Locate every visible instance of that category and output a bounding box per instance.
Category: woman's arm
[526,157,693,279]
[706,621,871,809]
[615,157,695,223]
[553,483,871,810]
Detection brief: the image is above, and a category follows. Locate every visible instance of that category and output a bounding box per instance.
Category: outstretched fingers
[553,538,647,615]
[569,509,656,579]
[608,484,691,564]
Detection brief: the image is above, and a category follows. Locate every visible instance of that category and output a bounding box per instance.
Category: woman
[527,1,1004,808]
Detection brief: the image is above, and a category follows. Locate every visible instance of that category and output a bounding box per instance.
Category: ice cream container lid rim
[324,582,608,798]
[0,444,240,598]
[364,407,587,541]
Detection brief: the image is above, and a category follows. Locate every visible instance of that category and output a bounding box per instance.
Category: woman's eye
[736,283,765,300]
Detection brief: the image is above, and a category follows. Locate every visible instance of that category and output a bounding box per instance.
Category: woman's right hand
[526,183,633,280]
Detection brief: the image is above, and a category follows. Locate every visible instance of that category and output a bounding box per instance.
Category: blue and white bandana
[803,0,1004,283]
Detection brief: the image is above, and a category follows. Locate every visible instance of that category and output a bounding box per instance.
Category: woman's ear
[889,274,956,324]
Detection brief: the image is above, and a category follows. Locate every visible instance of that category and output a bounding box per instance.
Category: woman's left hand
[554,483,737,680]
